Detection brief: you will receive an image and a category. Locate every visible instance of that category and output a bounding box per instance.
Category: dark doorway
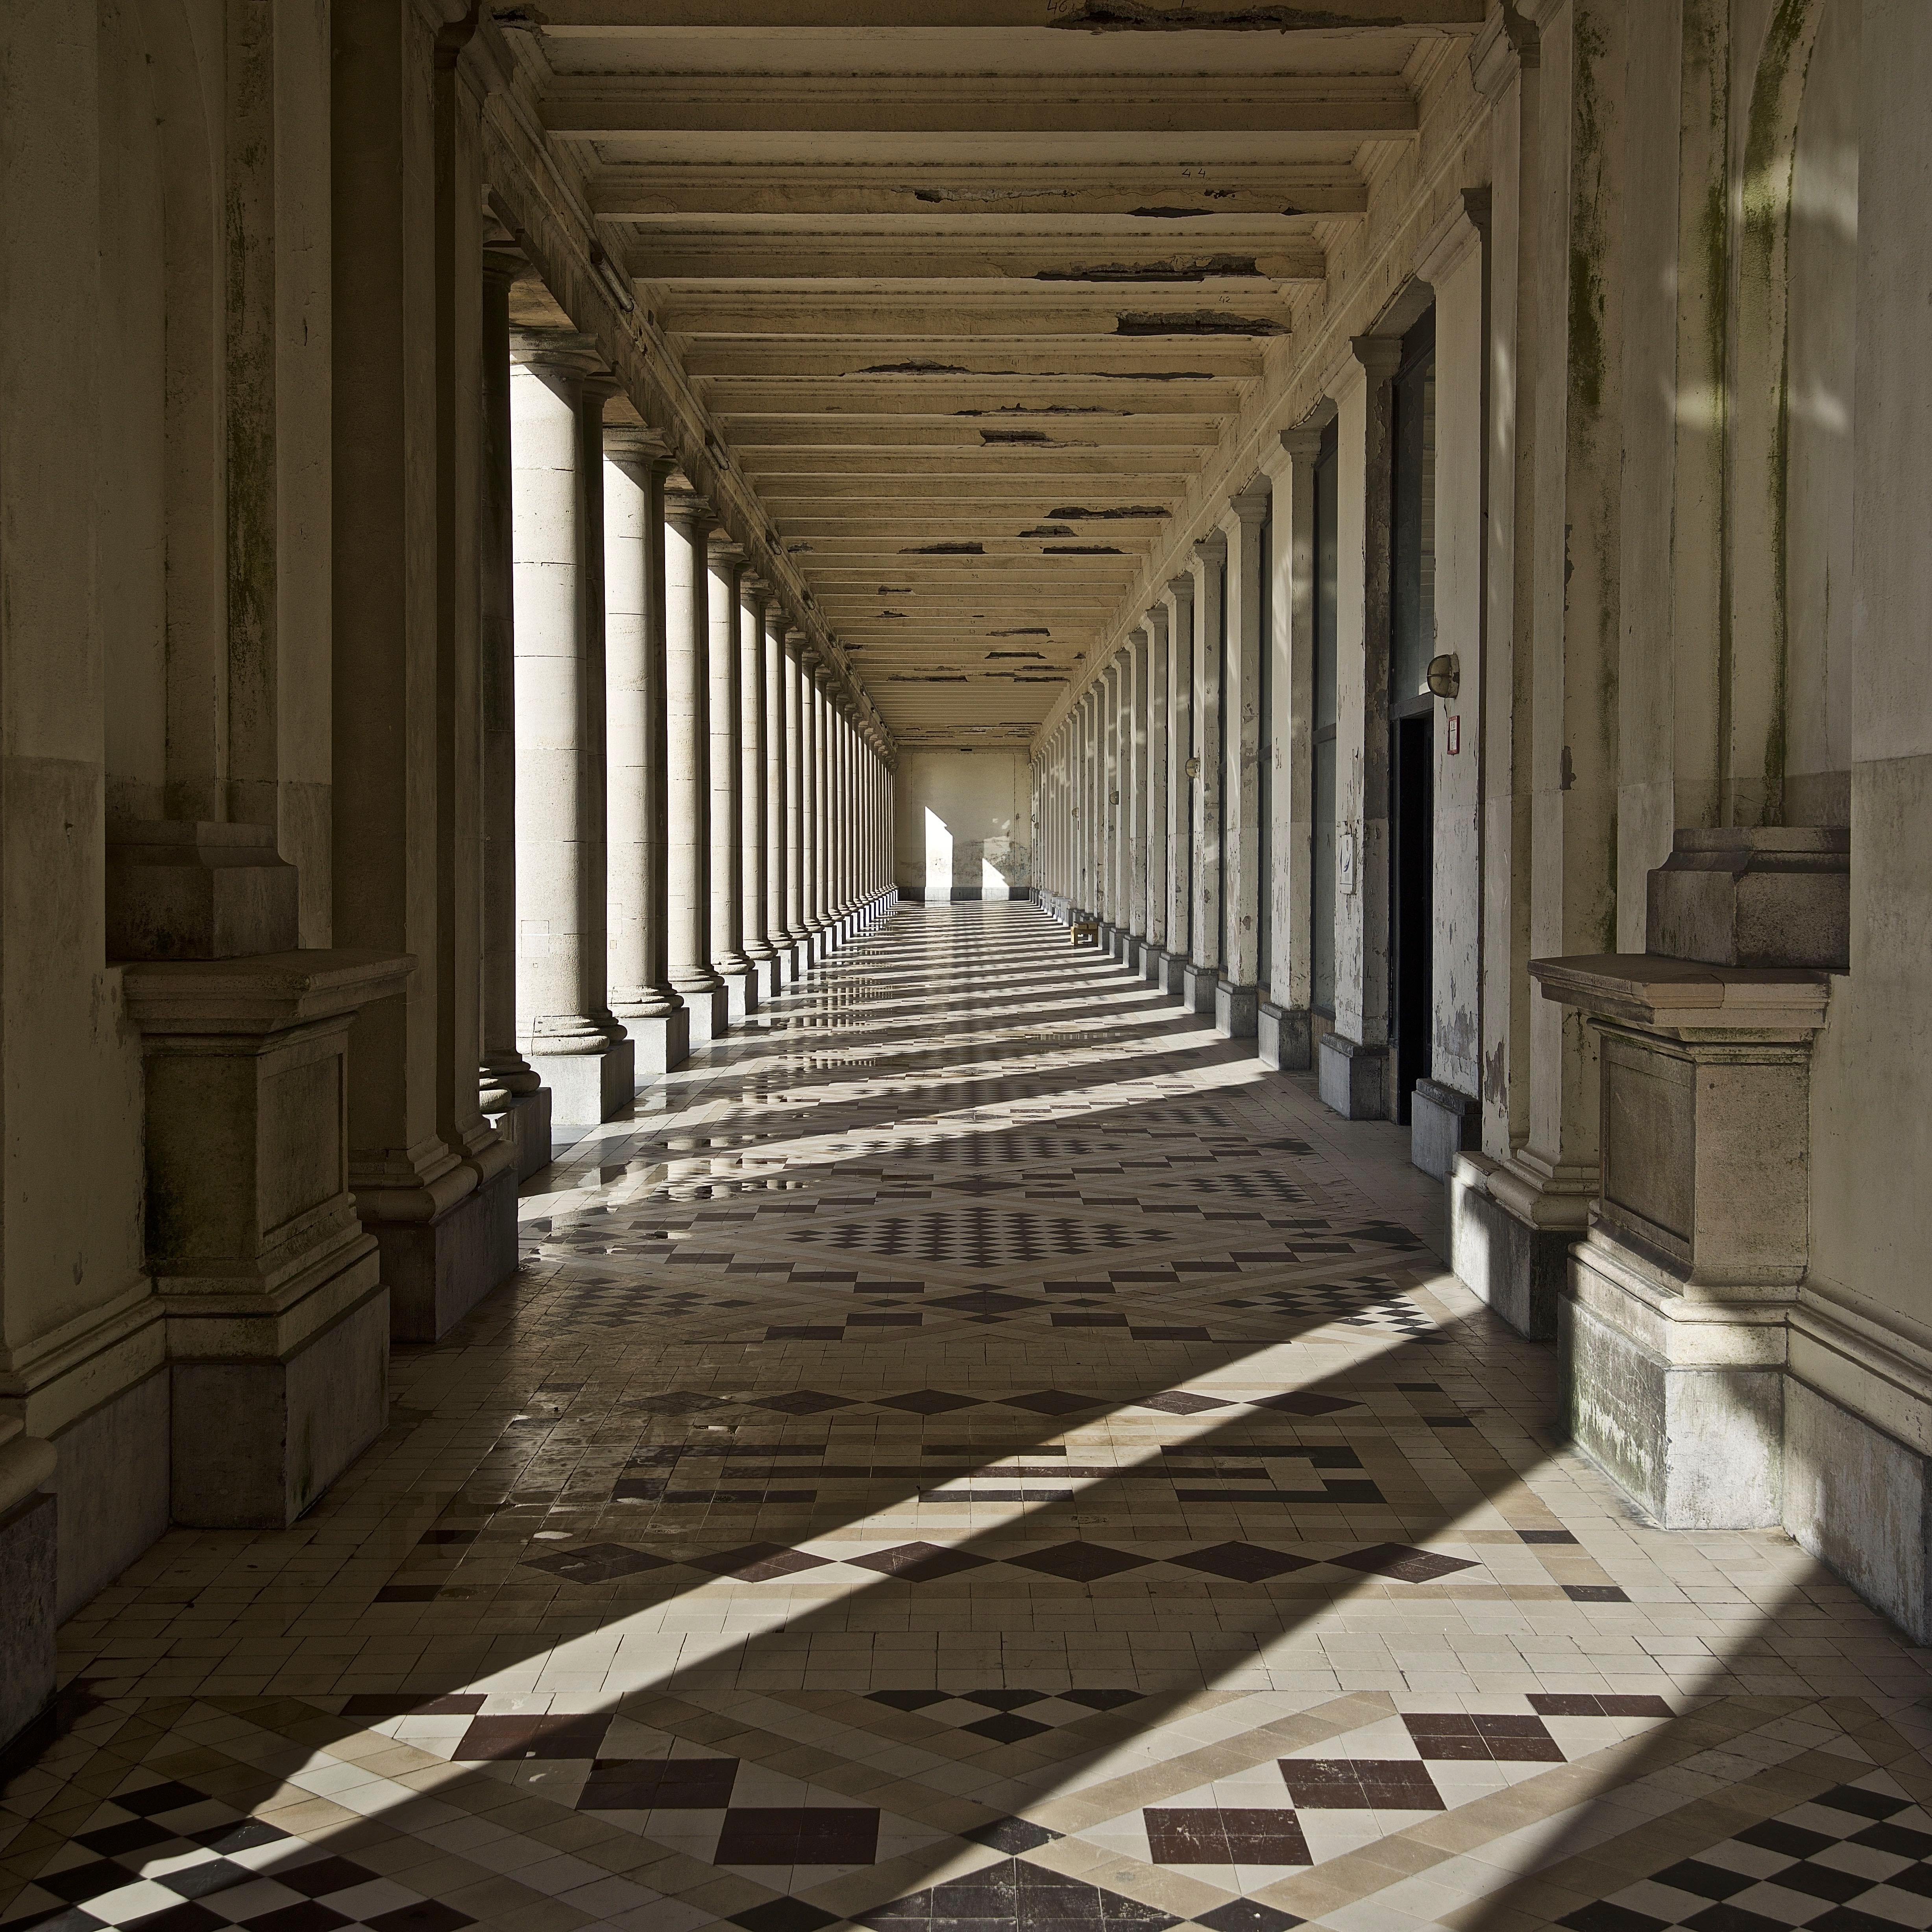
[1387,309,1436,1125]
[1390,713,1433,1122]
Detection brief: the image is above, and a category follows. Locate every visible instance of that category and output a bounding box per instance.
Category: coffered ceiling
[502,0,1484,750]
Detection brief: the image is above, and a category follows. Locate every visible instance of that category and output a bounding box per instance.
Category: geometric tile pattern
[9,907,1932,1932]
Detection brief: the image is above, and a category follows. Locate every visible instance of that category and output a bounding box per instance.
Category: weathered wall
[893,750,1032,900]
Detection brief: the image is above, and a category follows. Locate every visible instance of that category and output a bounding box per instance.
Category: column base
[171,1276,390,1529]
[680,983,732,1044]
[1181,962,1218,1014]
[1140,943,1165,987]
[718,964,757,1018]
[529,1037,635,1137]
[748,954,783,1001]
[1156,948,1189,997]
[806,924,831,962]
[1121,933,1144,971]
[1448,1152,1586,1341]
[777,940,805,983]
[1316,1031,1387,1119]
[373,1161,518,1343]
[1410,1078,1479,1180]
[1215,978,1258,1038]
[487,1086,553,1182]
[621,1006,691,1077]
[1257,1001,1311,1069]
[0,1491,57,1755]
[1562,1230,1788,1529]
[43,1363,168,1620]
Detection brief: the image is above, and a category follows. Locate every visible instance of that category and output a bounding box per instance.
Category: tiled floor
[5,904,1931,1932]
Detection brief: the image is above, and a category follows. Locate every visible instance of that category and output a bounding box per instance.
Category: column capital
[740,572,770,608]
[1350,334,1405,382]
[1192,530,1228,566]
[1415,187,1491,286]
[706,532,746,569]
[1144,604,1169,645]
[482,244,527,291]
[664,481,714,530]
[603,421,673,465]
[1166,573,1195,602]
[510,327,605,379]
[1229,477,1271,523]
[1279,422,1326,463]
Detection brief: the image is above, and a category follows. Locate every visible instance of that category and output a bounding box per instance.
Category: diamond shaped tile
[874,1389,983,1414]
[846,1542,993,1581]
[744,1391,857,1415]
[1000,1389,1107,1415]
[690,1544,834,1582]
[521,1543,673,1585]
[1171,1543,1317,1584]
[1330,1544,1478,1584]
[1247,1392,1361,1417]
[1006,1542,1152,1583]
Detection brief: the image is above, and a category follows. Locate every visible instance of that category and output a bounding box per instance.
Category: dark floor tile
[450,1714,611,1762]
[714,1806,879,1866]
[1060,1688,1145,1710]
[1000,1390,1107,1415]
[1136,1391,1232,1415]
[1562,1585,1630,1603]
[120,1907,229,1932]
[962,1690,1048,1710]
[1557,1906,1669,1932]
[2,1908,111,1932]
[1144,1808,1310,1866]
[689,1544,834,1582]
[729,1901,841,1932]
[1171,1543,1316,1584]
[1881,1862,1932,1897]
[868,1689,950,1710]
[1192,1900,1305,1931]
[1770,1859,1877,1903]
[521,1542,673,1585]
[1007,1542,1152,1583]
[1650,1859,1754,1901]
[766,1326,845,1341]
[74,1818,176,1857]
[1735,1820,1836,1860]
[745,1391,858,1415]
[1679,1904,1804,1932]
[1277,1760,1442,1810]
[1329,1544,1477,1584]
[112,1784,211,1819]
[1814,1786,1910,1823]
[1519,1529,1579,1543]
[962,1818,1063,1853]
[1247,1393,1359,1417]
[234,1905,353,1932]
[875,1390,983,1415]
[372,1586,442,1604]
[363,1904,477,1932]
[158,1857,254,1899]
[579,1755,738,1809]
[964,1713,1051,1744]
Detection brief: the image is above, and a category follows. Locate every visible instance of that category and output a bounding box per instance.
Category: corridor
[4,909,1928,1932]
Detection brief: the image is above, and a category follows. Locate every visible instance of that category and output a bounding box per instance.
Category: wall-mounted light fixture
[1184,756,1201,778]
[1425,652,1461,699]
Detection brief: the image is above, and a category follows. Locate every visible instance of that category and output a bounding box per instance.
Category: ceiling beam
[533,2,1481,26]
[626,237,1325,283]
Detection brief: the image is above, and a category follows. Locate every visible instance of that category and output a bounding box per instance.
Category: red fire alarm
[1446,715,1461,755]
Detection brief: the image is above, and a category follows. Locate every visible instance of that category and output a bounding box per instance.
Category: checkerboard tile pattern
[8,908,1932,1932]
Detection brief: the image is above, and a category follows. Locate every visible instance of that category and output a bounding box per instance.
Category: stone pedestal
[1411,1078,1478,1179]
[1648,826,1849,969]
[530,1034,636,1141]
[623,1006,691,1079]
[1215,979,1258,1038]
[1532,955,1830,1530]
[1317,1032,1386,1118]
[1181,962,1217,1014]
[0,1422,57,1751]
[488,1087,553,1183]
[719,964,758,1020]
[120,949,410,1528]
[1257,1001,1311,1069]
[1449,1151,1592,1341]
[684,984,732,1045]
[1156,949,1189,997]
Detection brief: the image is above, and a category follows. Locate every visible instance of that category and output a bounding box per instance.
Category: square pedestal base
[1122,935,1143,972]
[488,1088,553,1182]
[1317,1031,1387,1119]
[47,1366,169,1620]
[171,1280,390,1529]
[622,1007,691,1079]
[1215,979,1258,1038]
[0,1492,56,1755]
[1447,1156,1568,1341]
[1411,1078,1479,1180]
[1141,946,1164,987]
[1561,1234,1786,1528]
[679,984,731,1045]
[529,1038,634,1139]
[1181,963,1217,1014]
[375,1162,518,1343]
[1157,949,1189,997]
[749,955,783,1001]
[1257,1001,1311,1069]
[720,966,757,1019]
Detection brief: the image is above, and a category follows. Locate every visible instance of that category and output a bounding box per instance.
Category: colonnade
[496,323,896,1158]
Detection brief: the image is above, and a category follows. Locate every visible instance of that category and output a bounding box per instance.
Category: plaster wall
[893,751,1032,901]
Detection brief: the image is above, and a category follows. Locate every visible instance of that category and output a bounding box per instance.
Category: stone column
[1143,606,1170,982]
[803,660,828,949]
[738,576,778,998]
[604,427,689,1079]
[1161,573,1195,994]
[1218,482,1269,1038]
[1126,625,1149,963]
[784,638,810,956]
[1261,428,1323,1072]
[1099,660,1120,941]
[1315,338,1400,1119]
[705,534,756,1016]
[763,604,794,981]
[477,250,550,1179]
[509,339,635,1136]
[1185,532,1227,1014]
[664,483,730,1042]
